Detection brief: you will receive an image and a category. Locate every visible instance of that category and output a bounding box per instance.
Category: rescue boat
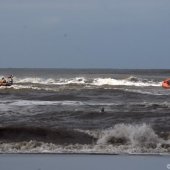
[162,78,170,89]
[0,82,13,87]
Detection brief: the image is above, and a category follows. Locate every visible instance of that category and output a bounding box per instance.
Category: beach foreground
[0,154,170,170]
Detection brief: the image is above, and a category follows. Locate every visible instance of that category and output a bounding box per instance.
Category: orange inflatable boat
[162,78,170,89]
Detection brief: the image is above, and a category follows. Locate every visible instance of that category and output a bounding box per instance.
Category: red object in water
[162,78,170,89]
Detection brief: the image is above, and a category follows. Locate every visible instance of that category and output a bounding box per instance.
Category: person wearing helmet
[0,76,13,86]
[1,77,6,83]
[7,75,13,85]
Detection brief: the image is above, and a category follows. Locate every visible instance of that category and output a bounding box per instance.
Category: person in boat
[6,75,13,86]
[0,75,13,86]
[0,77,7,84]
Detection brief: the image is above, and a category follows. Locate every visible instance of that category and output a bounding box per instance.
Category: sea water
[0,68,170,154]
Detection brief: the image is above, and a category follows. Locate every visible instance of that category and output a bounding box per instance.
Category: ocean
[0,68,170,154]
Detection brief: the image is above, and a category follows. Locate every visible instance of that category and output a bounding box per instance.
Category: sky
[0,0,170,69]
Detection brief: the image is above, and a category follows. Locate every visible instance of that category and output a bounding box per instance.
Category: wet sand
[0,153,170,170]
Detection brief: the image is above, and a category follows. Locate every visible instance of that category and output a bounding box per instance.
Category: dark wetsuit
[6,79,13,86]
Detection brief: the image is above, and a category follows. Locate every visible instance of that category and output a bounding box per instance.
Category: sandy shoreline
[0,153,170,170]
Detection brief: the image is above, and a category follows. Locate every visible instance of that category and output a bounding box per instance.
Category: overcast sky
[0,0,170,68]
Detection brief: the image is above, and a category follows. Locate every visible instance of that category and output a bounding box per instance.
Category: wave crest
[13,76,161,87]
[97,124,169,150]
[16,77,86,85]
[93,77,160,87]
[0,124,170,153]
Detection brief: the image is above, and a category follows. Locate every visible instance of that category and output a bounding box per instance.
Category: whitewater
[0,68,170,154]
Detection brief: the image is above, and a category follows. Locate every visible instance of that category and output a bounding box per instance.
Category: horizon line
[0,67,170,70]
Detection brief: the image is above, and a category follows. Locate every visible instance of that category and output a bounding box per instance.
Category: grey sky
[0,0,170,68]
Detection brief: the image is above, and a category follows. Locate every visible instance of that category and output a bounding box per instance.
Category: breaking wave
[0,76,162,93]
[13,76,161,87]
[0,124,170,153]
[16,77,86,85]
[95,124,170,154]
[98,124,161,147]
[92,76,160,87]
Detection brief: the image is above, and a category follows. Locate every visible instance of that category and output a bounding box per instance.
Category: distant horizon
[0,67,170,70]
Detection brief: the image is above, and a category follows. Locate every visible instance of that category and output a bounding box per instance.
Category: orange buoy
[162,78,170,89]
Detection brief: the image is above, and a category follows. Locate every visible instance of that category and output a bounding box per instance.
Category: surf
[13,76,161,87]
[0,124,169,154]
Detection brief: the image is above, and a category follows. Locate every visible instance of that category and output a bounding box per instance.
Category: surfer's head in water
[101,107,105,113]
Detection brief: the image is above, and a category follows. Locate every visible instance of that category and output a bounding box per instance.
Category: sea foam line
[14,76,161,87]
[0,99,121,106]
[92,78,161,87]
[0,124,169,154]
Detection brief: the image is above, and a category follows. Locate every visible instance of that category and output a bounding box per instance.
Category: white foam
[0,84,54,91]
[4,100,83,106]
[0,99,121,107]
[96,124,169,152]
[58,77,86,85]
[122,88,166,95]
[12,85,41,90]
[15,77,86,85]
[1,76,162,92]
[0,124,170,153]
[13,76,161,87]
[92,78,161,87]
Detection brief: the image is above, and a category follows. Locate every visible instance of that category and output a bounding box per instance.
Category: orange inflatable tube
[162,78,170,89]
